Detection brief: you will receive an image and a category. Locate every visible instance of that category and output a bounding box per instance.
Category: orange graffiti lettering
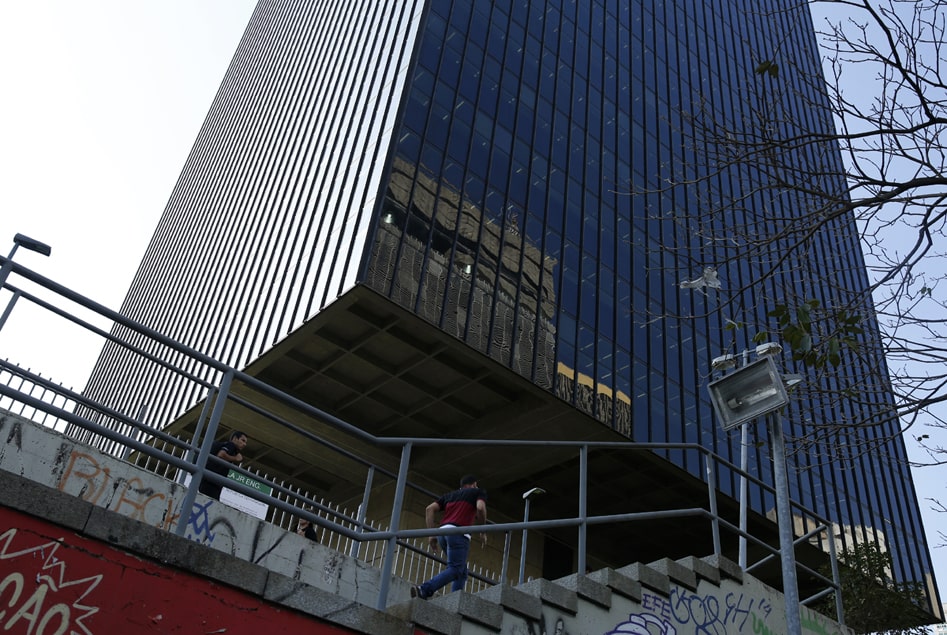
[59,452,109,504]
[114,477,167,522]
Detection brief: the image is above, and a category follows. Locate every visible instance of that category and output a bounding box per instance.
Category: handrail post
[705,453,721,558]
[186,387,216,462]
[375,442,411,610]
[350,465,375,558]
[0,289,21,331]
[518,497,533,584]
[577,444,588,575]
[500,530,511,584]
[826,523,845,626]
[174,369,233,536]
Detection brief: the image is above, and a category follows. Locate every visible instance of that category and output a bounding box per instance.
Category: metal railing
[0,255,844,621]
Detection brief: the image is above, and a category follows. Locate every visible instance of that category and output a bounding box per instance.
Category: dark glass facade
[79,0,937,610]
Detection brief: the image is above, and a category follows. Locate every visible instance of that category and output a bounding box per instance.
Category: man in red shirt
[411,475,488,599]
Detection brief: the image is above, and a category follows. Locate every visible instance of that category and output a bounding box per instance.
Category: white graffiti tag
[607,612,677,635]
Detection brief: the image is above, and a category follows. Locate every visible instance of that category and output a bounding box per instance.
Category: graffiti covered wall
[0,412,852,635]
[0,412,390,605]
[489,576,847,635]
[0,507,357,635]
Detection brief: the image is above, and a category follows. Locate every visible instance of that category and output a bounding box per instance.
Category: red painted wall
[0,507,358,635]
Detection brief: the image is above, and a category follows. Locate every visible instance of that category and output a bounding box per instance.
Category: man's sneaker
[410,585,425,599]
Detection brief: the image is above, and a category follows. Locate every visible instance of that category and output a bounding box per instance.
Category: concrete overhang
[161,285,827,592]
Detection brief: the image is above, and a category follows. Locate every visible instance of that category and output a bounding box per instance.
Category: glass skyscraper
[79,0,938,615]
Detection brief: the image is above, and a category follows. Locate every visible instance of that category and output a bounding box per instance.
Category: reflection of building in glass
[368,156,558,388]
[74,0,937,616]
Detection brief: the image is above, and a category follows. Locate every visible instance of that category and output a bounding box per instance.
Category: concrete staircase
[0,410,850,635]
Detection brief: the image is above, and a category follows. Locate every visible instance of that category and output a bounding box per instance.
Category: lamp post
[0,233,52,332]
[518,486,545,585]
[707,354,802,635]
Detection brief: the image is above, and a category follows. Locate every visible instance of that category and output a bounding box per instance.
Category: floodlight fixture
[707,356,788,431]
[783,373,803,389]
[710,354,737,372]
[755,341,783,357]
[706,348,803,635]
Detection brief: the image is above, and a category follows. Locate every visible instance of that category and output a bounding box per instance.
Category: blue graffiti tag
[185,499,216,543]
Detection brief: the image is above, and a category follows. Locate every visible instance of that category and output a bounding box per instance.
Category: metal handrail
[0,255,845,620]
[2,373,842,612]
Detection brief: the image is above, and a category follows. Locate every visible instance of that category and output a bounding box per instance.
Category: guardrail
[0,254,844,622]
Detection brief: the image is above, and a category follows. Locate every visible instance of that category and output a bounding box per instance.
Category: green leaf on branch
[796,303,812,329]
[827,337,841,367]
[761,300,863,370]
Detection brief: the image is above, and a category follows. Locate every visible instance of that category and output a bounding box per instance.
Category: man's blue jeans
[419,533,470,598]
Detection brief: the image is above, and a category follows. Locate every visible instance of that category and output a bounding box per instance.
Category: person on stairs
[411,474,488,599]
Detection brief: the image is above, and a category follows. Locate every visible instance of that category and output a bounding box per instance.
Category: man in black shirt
[198,430,247,500]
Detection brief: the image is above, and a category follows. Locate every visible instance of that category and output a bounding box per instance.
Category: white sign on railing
[183,469,272,520]
[220,469,272,519]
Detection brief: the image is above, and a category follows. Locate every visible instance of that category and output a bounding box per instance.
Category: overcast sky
[0,1,255,388]
[0,1,943,607]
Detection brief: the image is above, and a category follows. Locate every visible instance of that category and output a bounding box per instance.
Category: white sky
[0,0,256,387]
[0,0,943,608]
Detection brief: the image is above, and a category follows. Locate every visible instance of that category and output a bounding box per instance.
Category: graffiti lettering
[2,417,22,449]
[0,572,24,619]
[723,591,756,630]
[752,613,781,635]
[0,578,70,635]
[186,499,217,543]
[629,588,829,635]
[0,529,101,635]
[114,477,177,530]
[183,500,240,555]
[607,611,677,634]
[640,592,673,623]
[669,588,723,634]
[59,452,110,504]
[59,451,180,530]
[0,573,71,635]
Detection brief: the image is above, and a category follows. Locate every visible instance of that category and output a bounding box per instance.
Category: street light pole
[769,412,802,635]
[0,233,52,288]
[707,354,801,635]
[0,233,52,332]
[738,422,749,569]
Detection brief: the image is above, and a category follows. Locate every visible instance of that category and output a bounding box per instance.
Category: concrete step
[383,554,852,635]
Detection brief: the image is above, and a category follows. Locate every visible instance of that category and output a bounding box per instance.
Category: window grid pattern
[75,0,935,604]
[82,0,425,432]
[364,0,933,595]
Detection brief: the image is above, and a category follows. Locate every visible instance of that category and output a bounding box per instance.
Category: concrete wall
[1,505,362,635]
[0,411,415,607]
[0,411,854,635]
